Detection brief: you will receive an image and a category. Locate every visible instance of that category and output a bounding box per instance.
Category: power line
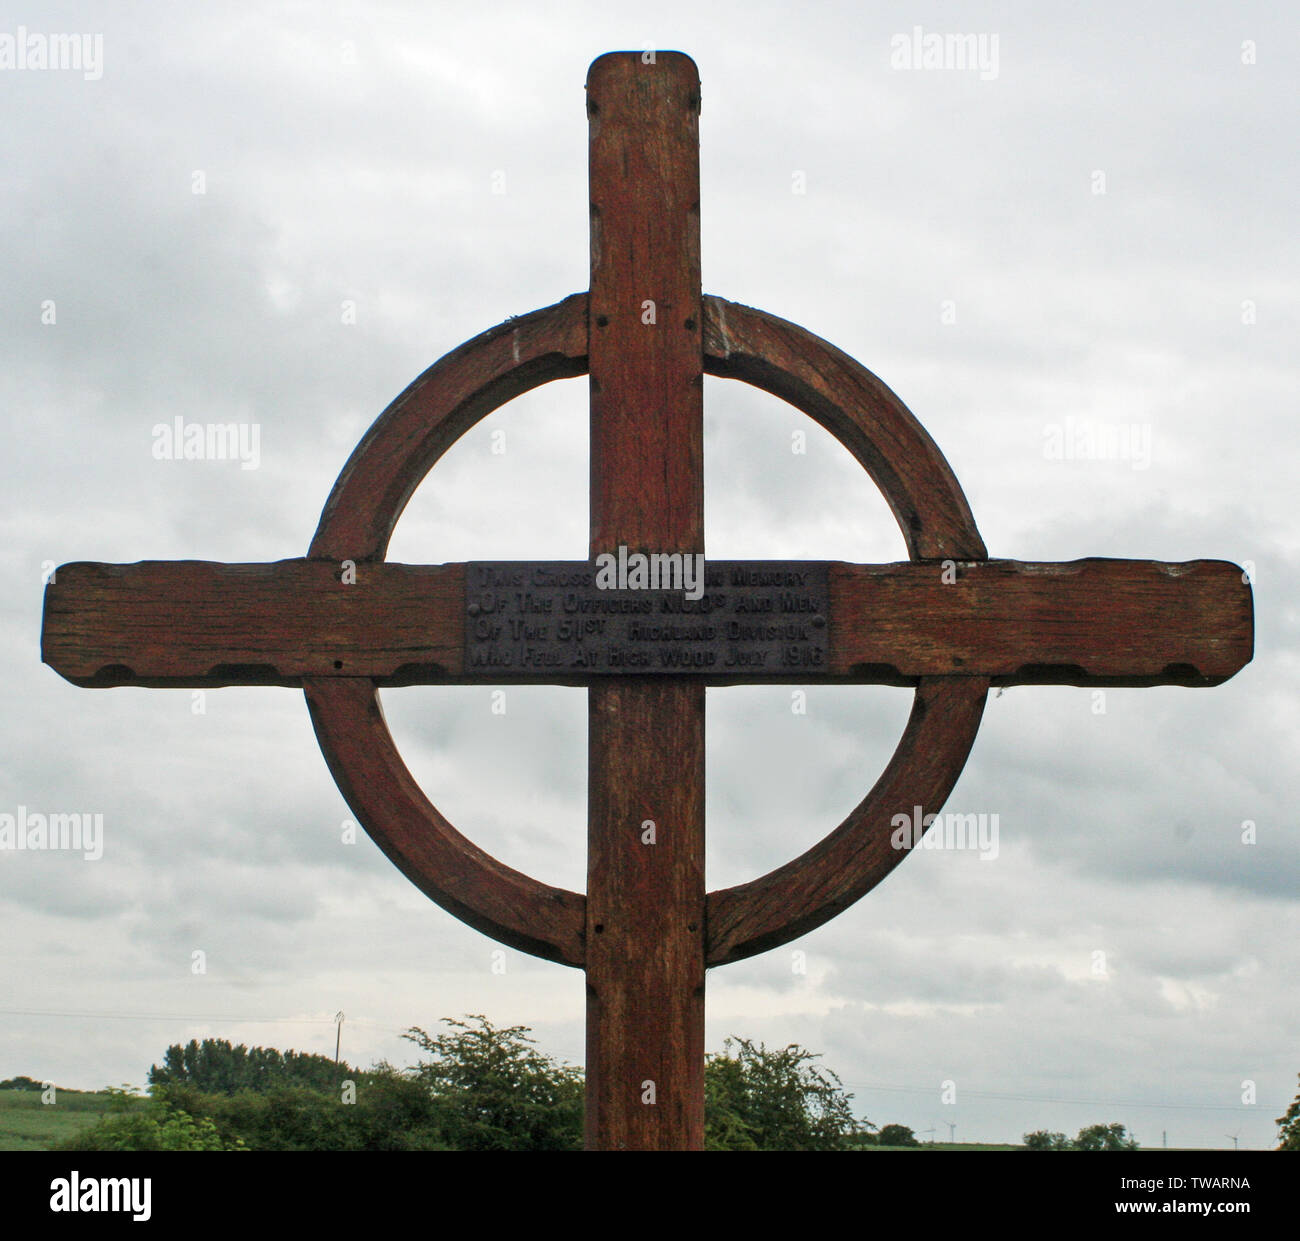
[0,1006,390,1030]
[841,1079,1259,1113]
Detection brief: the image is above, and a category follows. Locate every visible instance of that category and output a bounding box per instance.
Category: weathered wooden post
[584,53,706,1147]
[41,51,1253,1150]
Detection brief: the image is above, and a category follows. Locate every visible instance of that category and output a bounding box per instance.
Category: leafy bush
[876,1122,920,1147]
[1074,1122,1138,1151]
[1023,1129,1072,1150]
[54,1102,242,1151]
[69,1016,881,1151]
[704,1037,860,1151]
[402,1015,583,1151]
[154,1072,450,1151]
[1276,1075,1300,1151]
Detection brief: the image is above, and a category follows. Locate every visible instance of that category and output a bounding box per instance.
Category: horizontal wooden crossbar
[42,557,1252,688]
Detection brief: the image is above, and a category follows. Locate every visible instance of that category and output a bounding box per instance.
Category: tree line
[15,1025,1296,1151]
[47,1017,880,1152]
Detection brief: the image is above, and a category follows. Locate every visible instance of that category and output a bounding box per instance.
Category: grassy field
[7,1090,1180,1152]
[0,1088,146,1152]
[0,1090,1021,1152]
[866,1141,1024,1151]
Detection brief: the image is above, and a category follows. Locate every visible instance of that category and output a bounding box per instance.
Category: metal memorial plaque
[464,561,830,679]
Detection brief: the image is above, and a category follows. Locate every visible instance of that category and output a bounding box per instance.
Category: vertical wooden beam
[584,51,706,1150]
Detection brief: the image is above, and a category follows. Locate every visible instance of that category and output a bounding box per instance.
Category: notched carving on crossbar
[42,555,1252,689]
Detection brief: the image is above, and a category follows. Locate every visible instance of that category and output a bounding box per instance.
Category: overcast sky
[3,1,1296,1149]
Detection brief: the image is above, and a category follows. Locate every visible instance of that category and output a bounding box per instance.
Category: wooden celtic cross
[42,52,1252,1151]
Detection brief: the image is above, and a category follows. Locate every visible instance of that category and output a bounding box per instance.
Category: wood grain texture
[41,560,464,687]
[828,558,1253,686]
[588,54,703,556]
[42,558,1252,688]
[586,680,705,1147]
[584,50,706,1151]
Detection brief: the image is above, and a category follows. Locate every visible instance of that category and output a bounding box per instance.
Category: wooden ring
[305,293,990,969]
[306,295,590,967]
